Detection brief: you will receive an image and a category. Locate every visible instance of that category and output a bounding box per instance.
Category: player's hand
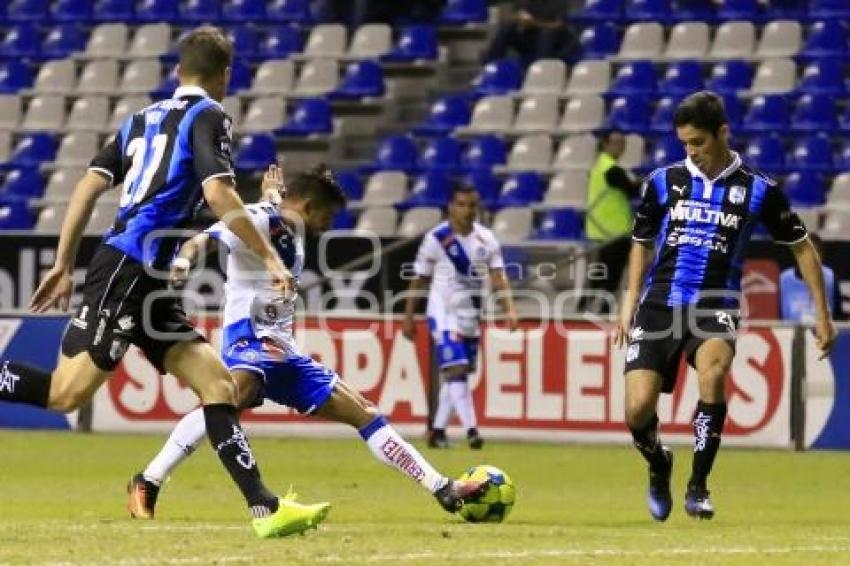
[261,164,285,204]
[265,255,296,301]
[30,266,73,313]
[813,316,837,361]
[169,257,191,290]
[506,311,519,332]
[402,317,417,341]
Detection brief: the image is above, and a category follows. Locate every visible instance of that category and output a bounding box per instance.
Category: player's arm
[791,238,836,359]
[402,275,431,340]
[169,232,219,289]
[489,267,518,331]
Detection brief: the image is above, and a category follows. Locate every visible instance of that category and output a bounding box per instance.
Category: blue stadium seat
[222,0,266,23]
[834,141,850,171]
[0,61,33,93]
[791,94,837,132]
[331,209,356,230]
[41,24,87,60]
[234,134,276,171]
[720,93,743,131]
[417,136,462,173]
[150,69,178,100]
[50,0,92,23]
[575,0,623,24]
[6,0,48,22]
[770,0,807,19]
[92,0,133,22]
[800,21,848,60]
[381,26,438,62]
[334,170,364,201]
[784,172,826,207]
[744,135,786,174]
[227,59,252,94]
[670,0,716,23]
[706,60,753,95]
[274,98,332,136]
[267,0,313,24]
[498,172,544,207]
[2,134,56,169]
[472,59,522,97]
[227,25,259,59]
[716,0,761,21]
[135,0,178,23]
[625,0,672,23]
[608,61,657,97]
[0,168,43,199]
[797,59,847,96]
[178,0,220,24]
[258,26,303,59]
[465,169,500,209]
[641,136,686,172]
[579,23,620,60]
[440,0,488,25]
[810,0,850,19]
[398,171,451,210]
[658,61,703,97]
[328,60,385,100]
[788,135,834,173]
[649,95,682,135]
[365,134,418,173]
[605,95,651,133]
[462,135,507,171]
[742,95,789,134]
[532,208,583,240]
[1,24,40,59]
[838,104,850,133]
[0,201,35,229]
[413,94,471,137]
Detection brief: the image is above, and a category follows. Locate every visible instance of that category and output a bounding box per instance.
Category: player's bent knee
[196,376,236,406]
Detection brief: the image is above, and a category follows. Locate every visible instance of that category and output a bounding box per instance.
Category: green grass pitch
[1,431,849,565]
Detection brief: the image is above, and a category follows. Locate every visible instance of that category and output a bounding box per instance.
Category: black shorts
[61,244,204,373]
[623,304,739,393]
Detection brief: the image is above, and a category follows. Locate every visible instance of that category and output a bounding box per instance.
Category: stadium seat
[521,59,566,97]
[791,94,837,133]
[92,0,133,23]
[649,95,682,134]
[66,96,109,131]
[834,141,850,171]
[77,60,119,95]
[709,21,755,59]
[51,0,93,22]
[575,0,624,23]
[292,59,338,97]
[828,172,850,205]
[642,136,686,171]
[397,207,442,238]
[472,59,522,97]
[6,0,48,22]
[222,95,241,122]
[0,168,44,199]
[551,134,596,170]
[134,0,177,23]
[347,24,392,59]
[564,60,610,96]
[227,58,252,94]
[418,136,462,173]
[226,25,259,59]
[274,98,332,136]
[822,210,850,238]
[2,24,41,59]
[43,167,85,200]
[784,171,826,207]
[366,135,418,173]
[579,23,620,60]
[381,26,438,62]
[362,171,407,205]
[258,26,303,60]
[512,95,559,134]
[608,61,657,96]
[328,60,385,100]
[659,61,703,96]
[544,171,588,207]
[398,171,451,209]
[490,207,533,243]
[498,172,544,207]
[234,134,276,170]
[706,60,752,95]
[605,96,650,133]
[301,24,347,59]
[266,0,313,25]
[0,96,21,130]
[55,132,99,167]
[84,23,128,58]
[755,20,801,59]
[748,58,796,95]
[838,105,850,133]
[355,207,397,236]
[41,24,87,60]
[742,95,789,133]
[0,62,33,94]
[413,94,471,137]
[222,0,266,23]
[558,95,605,133]
[810,0,850,19]
[616,23,664,60]
[0,201,35,229]
[177,0,220,24]
[503,134,552,172]
[800,21,848,60]
[149,69,178,100]
[744,135,786,174]
[716,0,760,21]
[334,170,364,201]
[464,169,499,208]
[620,133,645,169]
[330,209,356,230]
[664,22,709,59]
[670,0,716,23]
[626,0,672,23]
[239,96,287,133]
[0,133,11,164]
[440,0,488,25]
[249,59,294,96]
[788,135,834,173]
[532,208,583,240]
[797,60,846,96]
[720,93,743,130]
[463,95,513,134]
[770,0,806,19]
[32,59,76,94]
[119,60,161,95]
[462,135,506,171]
[21,95,65,131]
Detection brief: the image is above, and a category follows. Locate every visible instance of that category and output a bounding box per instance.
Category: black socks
[690,401,727,490]
[0,361,51,408]
[629,413,669,472]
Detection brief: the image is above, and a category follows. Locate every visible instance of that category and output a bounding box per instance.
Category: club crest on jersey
[728,185,746,205]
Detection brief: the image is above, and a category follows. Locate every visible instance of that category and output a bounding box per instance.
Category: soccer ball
[457,465,515,523]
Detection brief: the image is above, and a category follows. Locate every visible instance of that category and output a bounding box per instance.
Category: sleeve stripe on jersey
[632,235,655,242]
[774,232,809,246]
[201,171,235,186]
[88,166,114,180]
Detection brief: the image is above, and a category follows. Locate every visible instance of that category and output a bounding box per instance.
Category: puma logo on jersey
[671,184,685,195]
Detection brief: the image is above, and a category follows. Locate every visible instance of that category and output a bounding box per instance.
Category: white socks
[448,380,477,431]
[432,381,453,430]
[143,407,207,485]
[359,415,447,493]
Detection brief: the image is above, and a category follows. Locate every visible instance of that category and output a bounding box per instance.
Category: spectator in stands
[582,130,641,314]
[780,233,837,322]
[481,0,574,65]
[317,0,445,27]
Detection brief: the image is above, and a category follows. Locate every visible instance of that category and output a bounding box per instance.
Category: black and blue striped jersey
[89,85,234,269]
[633,152,807,308]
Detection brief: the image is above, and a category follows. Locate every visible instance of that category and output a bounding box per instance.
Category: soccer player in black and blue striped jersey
[0,27,329,537]
[612,91,836,521]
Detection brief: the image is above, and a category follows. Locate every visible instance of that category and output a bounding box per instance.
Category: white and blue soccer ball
[458,465,516,523]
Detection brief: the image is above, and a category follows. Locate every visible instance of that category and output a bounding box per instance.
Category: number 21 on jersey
[120,134,168,207]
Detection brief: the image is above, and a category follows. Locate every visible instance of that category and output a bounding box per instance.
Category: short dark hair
[597,129,625,151]
[287,164,347,209]
[178,26,233,80]
[673,91,727,136]
[449,182,478,202]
